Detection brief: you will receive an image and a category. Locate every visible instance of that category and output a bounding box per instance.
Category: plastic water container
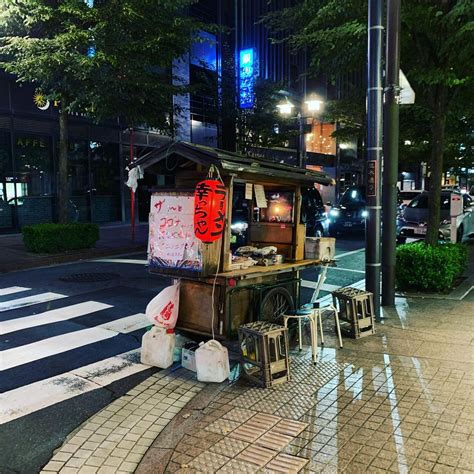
[141,327,175,369]
[195,340,230,383]
[182,342,199,372]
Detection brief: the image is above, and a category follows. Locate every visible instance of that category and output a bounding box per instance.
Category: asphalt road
[0,235,365,473]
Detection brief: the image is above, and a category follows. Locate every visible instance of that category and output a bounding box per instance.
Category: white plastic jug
[195,340,230,383]
[141,327,175,369]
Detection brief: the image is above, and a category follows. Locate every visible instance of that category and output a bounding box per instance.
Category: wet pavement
[137,294,473,474]
[39,290,474,473]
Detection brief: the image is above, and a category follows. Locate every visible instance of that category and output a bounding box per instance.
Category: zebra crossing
[0,285,159,425]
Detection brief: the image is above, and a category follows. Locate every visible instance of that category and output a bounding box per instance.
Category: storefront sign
[148,193,202,271]
[239,48,255,109]
[16,137,46,148]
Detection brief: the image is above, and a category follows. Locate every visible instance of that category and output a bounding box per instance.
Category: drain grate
[59,272,119,283]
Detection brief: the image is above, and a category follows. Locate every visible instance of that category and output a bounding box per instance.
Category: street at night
[1,0,473,472]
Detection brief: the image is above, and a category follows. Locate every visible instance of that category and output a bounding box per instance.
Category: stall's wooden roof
[130,140,334,186]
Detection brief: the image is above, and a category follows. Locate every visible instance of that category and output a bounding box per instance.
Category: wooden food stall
[130,141,333,338]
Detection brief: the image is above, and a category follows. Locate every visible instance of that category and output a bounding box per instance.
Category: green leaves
[396,242,468,292]
[0,0,202,125]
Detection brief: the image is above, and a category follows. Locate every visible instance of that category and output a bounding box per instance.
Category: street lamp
[276,98,295,116]
[277,95,324,169]
[304,94,323,113]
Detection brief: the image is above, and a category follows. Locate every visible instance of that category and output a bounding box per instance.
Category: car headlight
[361,210,368,218]
[231,222,248,232]
[329,209,340,217]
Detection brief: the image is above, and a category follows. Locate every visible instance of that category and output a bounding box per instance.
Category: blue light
[85,0,94,7]
[87,46,96,58]
[239,48,254,109]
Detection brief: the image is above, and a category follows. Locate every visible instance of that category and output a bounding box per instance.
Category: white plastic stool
[283,264,343,363]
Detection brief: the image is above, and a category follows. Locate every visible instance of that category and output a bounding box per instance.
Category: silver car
[397,191,474,243]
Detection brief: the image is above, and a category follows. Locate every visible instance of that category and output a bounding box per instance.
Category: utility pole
[366,0,383,320]
[382,0,401,306]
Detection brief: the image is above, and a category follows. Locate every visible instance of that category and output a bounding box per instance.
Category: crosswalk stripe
[0,292,67,313]
[93,258,147,265]
[0,350,150,424]
[0,286,31,296]
[301,280,343,292]
[1,312,149,371]
[1,301,113,335]
[99,313,148,334]
[1,326,118,371]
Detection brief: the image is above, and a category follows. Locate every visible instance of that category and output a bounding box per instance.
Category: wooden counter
[215,259,321,280]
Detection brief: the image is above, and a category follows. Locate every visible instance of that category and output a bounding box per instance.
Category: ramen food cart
[129,141,333,338]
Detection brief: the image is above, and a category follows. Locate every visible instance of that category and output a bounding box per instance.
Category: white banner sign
[148,194,202,271]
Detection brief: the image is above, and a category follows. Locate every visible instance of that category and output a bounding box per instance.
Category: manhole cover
[59,272,119,283]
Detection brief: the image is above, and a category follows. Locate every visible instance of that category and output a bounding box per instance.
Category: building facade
[0,0,337,233]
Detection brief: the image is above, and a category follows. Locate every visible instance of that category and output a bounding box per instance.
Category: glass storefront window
[14,134,54,227]
[68,141,89,222]
[0,131,14,230]
[90,141,121,222]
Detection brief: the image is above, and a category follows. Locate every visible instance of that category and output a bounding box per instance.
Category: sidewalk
[40,286,474,473]
[0,223,148,273]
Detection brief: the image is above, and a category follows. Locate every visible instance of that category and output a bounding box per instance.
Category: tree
[0,0,200,223]
[264,0,474,245]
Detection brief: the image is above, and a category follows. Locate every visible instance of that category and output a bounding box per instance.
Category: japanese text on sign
[194,180,227,243]
[148,194,202,271]
[367,161,378,197]
[239,48,255,109]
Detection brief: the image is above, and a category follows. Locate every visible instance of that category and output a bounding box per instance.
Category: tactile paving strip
[229,423,267,443]
[247,413,282,430]
[217,458,262,473]
[204,419,241,435]
[209,438,250,458]
[255,430,293,451]
[272,419,308,437]
[265,453,309,473]
[187,451,230,472]
[236,444,277,468]
[222,407,257,423]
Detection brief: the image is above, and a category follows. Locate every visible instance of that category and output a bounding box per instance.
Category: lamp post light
[277,95,324,169]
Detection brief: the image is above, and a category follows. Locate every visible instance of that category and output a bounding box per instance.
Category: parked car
[399,189,423,208]
[327,185,367,236]
[301,186,328,237]
[397,191,474,243]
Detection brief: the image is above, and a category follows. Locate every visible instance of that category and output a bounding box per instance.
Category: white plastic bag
[145,280,180,328]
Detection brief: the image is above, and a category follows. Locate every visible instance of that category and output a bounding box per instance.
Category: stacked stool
[331,287,376,339]
[238,321,290,388]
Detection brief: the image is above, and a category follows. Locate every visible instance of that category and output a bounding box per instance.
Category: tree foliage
[0,0,201,222]
[264,0,474,245]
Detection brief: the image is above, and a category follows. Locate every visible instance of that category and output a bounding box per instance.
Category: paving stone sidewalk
[41,292,474,473]
[41,370,204,473]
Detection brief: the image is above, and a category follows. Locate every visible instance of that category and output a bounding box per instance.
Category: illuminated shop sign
[239,48,255,109]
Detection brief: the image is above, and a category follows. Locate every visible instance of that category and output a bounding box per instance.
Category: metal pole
[382,0,401,306]
[297,111,305,168]
[366,0,383,320]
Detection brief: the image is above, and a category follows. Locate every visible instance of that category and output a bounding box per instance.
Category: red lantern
[194,179,227,243]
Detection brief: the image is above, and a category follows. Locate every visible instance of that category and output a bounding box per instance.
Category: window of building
[0,131,14,230]
[90,142,121,222]
[191,31,217,71]
[14,134,54,226]
[306,121,336,155]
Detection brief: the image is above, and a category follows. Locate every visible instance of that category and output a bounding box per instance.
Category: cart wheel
[260,287,294,323]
